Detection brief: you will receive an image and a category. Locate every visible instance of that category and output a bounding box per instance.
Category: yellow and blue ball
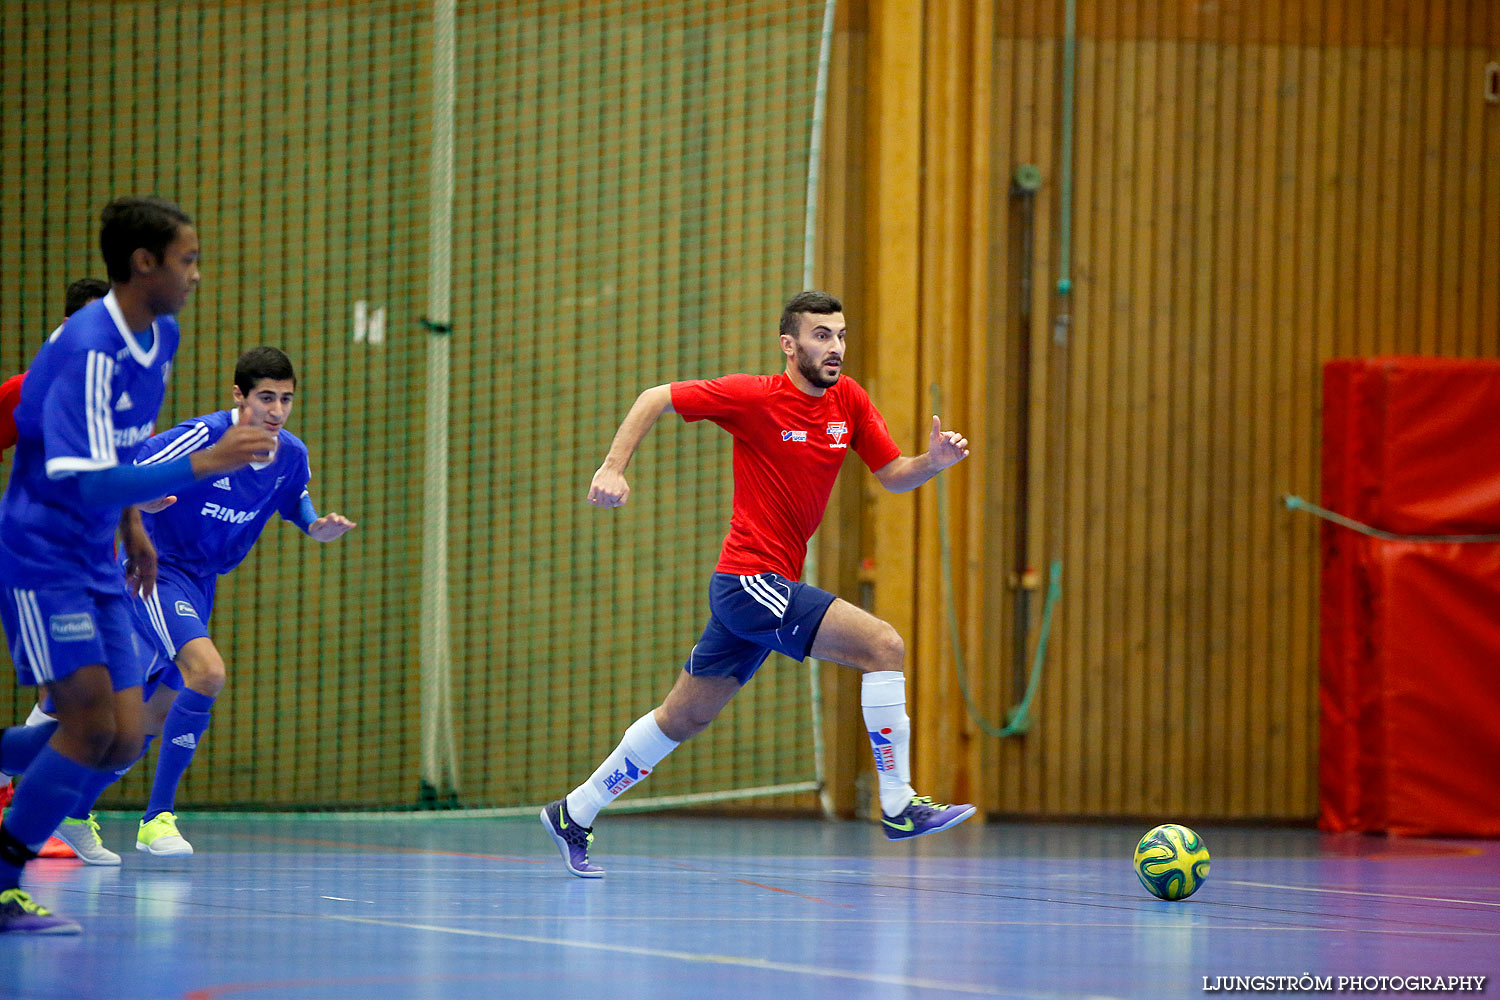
[1133,824,1210,900]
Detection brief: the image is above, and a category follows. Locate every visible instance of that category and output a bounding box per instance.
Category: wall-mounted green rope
[933,384,1054,737]
[1283,495,1500,543]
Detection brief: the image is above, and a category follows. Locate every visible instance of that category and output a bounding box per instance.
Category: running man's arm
[586,384,674,509]
[873,415,970,494]
[119,506,159,597]
[288,492,357,542]
[75,425,275,507]
[277,452,357,542]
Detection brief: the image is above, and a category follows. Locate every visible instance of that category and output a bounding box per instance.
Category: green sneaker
[136,812,193,857]
[54,814,121,866]
[0,888,81,934]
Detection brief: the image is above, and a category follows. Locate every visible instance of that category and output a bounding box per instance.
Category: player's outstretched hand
[929,415,970,469]
[195,425,278,476]
[308,513,357,542]
[137,495,177,514]
[588,465,630,509]
[122,523,160,598]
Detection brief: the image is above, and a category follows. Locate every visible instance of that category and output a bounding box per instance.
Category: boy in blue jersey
[59,346,355,860]
[0,277,111,861]
[0,197,276,934]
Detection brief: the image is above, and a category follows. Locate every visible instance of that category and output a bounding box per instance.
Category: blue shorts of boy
[685,572,837,683]
[1,581,153,691]
[127,562,216,695]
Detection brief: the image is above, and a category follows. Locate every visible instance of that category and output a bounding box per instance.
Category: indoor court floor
[1,814,1494,999]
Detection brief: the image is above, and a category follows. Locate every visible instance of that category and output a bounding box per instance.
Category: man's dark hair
[63,277,109,317]
[779,290,843,339]
[99,196,193,283]
[234,346,297,395]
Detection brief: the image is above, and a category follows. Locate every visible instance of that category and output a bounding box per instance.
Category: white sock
[565,711,680,827]
[862,670,916,816]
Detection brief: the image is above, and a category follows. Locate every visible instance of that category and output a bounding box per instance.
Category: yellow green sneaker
[54,813,121,866]
[136,811,193,857]
[0,888,80,934]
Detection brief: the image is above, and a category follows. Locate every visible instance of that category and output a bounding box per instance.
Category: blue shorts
[684,572,837,683]
[1,581,152,691]
[128,563,216,692]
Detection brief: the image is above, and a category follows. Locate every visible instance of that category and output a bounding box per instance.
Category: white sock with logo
[566,711,680,827]
[862,670,916,816]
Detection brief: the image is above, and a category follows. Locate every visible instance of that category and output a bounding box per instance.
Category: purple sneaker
[881,795,977,841]
[0,888,81,934]
[540,799,604,878]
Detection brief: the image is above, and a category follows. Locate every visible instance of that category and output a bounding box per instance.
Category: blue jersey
[135,409,312,580]
[0,292,179,593]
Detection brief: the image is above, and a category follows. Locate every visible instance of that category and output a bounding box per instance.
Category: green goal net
[0,0,832,813]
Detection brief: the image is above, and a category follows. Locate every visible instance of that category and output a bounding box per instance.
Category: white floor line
[1222,879,1500,908]
[316,911,1113,1000]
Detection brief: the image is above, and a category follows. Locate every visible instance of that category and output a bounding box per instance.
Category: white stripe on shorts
[12,589,55,683]
[143,588,179,659]
[740,573,788,619]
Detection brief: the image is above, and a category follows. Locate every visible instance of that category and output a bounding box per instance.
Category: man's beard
[796,345,840,388]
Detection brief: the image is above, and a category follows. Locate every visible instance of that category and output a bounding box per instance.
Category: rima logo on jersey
[826,421,849,448]
[200,502,261,524]
[113,423,156,447]
[781,429,807,442]
[603,757,650,796]
[867,728,897,772]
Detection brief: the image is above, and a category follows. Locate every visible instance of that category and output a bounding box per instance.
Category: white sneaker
[53,814,122,866]
[136,811,193,857]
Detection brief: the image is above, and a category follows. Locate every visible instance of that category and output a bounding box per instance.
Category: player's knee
[657,704,717,742]
[101,727,145,770]
[182,656,226,696]
[59,717,118,767]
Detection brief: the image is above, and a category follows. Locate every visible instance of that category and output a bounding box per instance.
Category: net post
[419,0,461,806]
[803,0,840,822]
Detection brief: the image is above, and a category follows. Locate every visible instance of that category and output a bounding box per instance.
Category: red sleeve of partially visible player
[846,378,902,472]
[0,373,23,456]
[670,374,760,429]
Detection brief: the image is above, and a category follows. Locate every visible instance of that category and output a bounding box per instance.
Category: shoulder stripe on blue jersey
[139,423,211,465]
[87,350,117,462]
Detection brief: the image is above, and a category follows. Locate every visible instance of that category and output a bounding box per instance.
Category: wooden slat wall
[835,0,1500,821]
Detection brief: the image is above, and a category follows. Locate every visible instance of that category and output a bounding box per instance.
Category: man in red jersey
[540,290,975,877]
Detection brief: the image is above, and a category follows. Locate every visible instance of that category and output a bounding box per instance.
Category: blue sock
[146,690,214,822]
[1,721,57,777]
[70,735,152,821]
[0,746,98,889]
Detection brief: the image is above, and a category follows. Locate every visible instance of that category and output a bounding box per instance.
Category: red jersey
[0,372,23,458]
[671,372,901,581]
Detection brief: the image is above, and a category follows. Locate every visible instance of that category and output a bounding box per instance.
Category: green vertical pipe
[1057,0,1077,298]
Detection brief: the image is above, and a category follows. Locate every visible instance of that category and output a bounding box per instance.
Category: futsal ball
[1133,824,1210,900]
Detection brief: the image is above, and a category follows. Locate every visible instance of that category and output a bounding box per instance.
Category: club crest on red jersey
[827,421,848,446]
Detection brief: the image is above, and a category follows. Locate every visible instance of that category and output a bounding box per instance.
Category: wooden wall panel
[826,0,1500,821]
